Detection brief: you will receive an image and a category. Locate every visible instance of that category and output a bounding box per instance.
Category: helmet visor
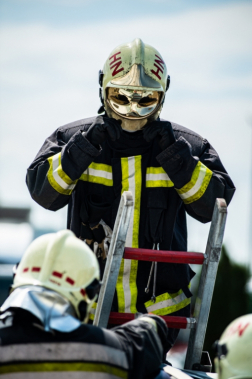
[107,87,163,119]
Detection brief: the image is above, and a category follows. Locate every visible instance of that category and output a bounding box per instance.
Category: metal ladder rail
[184,198,227,369]
[93,191,134,328]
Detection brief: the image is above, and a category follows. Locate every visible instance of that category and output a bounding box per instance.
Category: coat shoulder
[160,118,205,153]
[57,116,97,142]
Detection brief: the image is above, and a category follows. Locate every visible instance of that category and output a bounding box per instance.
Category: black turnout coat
[26,117,235,316]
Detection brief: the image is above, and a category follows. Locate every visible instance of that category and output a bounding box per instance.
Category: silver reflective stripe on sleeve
[176,161,212,204]
[47,152,77,195]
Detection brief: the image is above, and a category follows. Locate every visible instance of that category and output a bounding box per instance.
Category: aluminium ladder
[93,191,227,370]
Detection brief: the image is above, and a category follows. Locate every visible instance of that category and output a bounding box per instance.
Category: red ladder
[93,191,227,370]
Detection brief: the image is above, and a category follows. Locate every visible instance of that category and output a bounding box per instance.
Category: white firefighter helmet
[12,230,100,323]
[214,314,252,379]
[100,38,170,124]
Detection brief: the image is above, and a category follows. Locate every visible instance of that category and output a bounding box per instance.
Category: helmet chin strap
[105,103,162,132]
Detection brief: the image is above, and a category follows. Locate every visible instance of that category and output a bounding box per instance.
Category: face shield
[106,87,163,120]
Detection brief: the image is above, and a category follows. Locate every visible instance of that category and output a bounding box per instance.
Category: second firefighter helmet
[99,38,170,122]
[12,230,100,323]
[214,314,252,379]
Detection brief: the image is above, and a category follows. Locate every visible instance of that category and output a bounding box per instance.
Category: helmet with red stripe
[12,230,100,323]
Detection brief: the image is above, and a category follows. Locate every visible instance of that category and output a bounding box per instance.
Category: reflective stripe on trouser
[80,162,113,186]
[144,287,191,316]
[176,161,213,204]
[146,167,174,188]
[0,343,128,379]
[47,152,77,195]
[116,156,142,314]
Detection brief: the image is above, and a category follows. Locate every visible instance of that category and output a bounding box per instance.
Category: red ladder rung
[108,312,196,329]
[124,247,204,264]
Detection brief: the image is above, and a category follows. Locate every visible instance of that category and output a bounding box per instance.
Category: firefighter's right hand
[85,116,122,148]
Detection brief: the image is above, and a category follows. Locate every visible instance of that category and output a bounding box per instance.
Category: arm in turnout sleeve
[156,135,235,223]
[110,314,168,379]
[26,127,100,211]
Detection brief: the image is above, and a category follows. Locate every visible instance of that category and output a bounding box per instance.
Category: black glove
[80,194,111,227]
[143,121,175,151]
[85,116,122,148]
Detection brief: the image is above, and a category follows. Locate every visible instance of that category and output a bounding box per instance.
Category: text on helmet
[151,54,165,80]
[109,52,124,77]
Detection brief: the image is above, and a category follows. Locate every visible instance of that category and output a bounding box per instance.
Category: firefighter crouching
[0,230,170,379]
[26,38,235,353]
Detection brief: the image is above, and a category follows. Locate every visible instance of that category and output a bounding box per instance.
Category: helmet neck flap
[1,286,81,333]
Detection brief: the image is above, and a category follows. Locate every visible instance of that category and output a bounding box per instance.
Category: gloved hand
[139,314,169,361]
[143,121,175,151]
[85,116,122,148]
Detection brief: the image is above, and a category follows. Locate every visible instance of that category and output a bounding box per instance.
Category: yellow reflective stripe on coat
[80,162,113,186]
[88,301,97,321]
[116,156,141,314]
[144,288,191,316]
[47,152,77,195]
[176,161,213,204]
[146,167,174,188]
[0,362,128,379]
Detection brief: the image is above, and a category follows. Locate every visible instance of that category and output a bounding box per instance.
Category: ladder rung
[108,312,197,329]
[124,248,204,264]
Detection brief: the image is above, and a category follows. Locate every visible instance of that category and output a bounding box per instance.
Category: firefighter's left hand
[143,121,175,150]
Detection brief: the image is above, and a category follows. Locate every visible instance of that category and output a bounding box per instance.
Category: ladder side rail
[93,191,134,328]
[184,198,227,370]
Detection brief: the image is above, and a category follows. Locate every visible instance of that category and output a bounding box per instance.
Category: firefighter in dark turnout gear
[0,230,169,379]
[26,38,235,352]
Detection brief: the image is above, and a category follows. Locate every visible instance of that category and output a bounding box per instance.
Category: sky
[0,0,252,268]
